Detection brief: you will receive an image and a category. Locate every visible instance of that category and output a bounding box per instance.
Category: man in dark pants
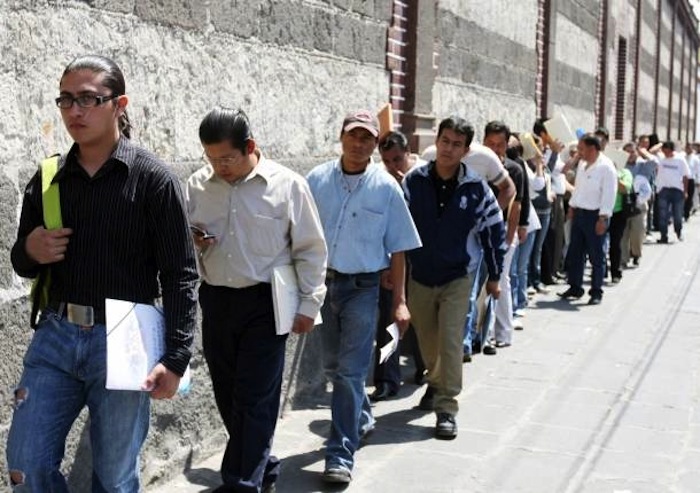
[559,134,617,305]
[187,107,327,492]
[371,131,426,401]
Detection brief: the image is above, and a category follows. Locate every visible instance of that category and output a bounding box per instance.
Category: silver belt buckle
[66,303,95,327]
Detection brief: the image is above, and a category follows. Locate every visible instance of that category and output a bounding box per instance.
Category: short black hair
[579,133,602,151]
[484,120,510,141]
[661,140,675,151]
[379,131,409,153]
[533,118,548,137]
[437,116,474,146]
[594,126,610,140]
[199,106,253,154]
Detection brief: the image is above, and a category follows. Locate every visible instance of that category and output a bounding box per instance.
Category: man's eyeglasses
[202,153,244,167]
[55,94,119,109]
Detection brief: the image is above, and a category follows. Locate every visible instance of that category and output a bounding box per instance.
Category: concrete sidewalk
[150,216,700,493]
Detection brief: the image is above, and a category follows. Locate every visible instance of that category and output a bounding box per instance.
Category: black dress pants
[200,282,287,492]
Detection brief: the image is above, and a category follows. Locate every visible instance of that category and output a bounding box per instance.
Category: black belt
[45,301,105,327]
[325,269,379,280]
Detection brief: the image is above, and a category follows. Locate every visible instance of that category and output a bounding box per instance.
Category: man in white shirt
[187,106,328,492]
[558,133,617,305]
[656,141,690,243]
[683,143,699,219]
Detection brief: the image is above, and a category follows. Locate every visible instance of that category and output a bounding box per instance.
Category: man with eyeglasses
[186,106,327,493]
[7,55,198,491]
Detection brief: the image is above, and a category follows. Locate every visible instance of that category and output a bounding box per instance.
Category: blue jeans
[321,272,380,472]
[511,230,536,311]
[6,310,150,492]
[529,211,551,289]
[463,254,486,355]
[657,187,684,240]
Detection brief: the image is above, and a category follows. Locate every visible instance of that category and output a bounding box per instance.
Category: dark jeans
[608,210,627,279]
[657,187,685,240]
[373,287,425,391]
[684,179,695,219]
[529,210,551,289]
[200,282,287,493]
[566,209,607,298]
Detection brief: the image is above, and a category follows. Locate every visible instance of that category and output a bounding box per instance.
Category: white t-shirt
[656,155,690,191]
[421,143,508,185]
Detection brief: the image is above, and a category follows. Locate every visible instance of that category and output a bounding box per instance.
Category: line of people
[8,53,697,493]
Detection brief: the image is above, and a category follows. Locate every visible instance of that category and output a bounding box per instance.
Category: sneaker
[657,237,668,244]
[418,386,436,411]
[535,285,550,294]
[514,308,526,318]
[632,256,639,266]
[435,412,458,439]
[462,353,472,363]
[526,286,537,297]
[611,276,621,284]
[322,466,352,484]
[513,319,524,331]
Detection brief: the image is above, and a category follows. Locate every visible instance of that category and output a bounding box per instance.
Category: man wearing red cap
[306,110,421,484]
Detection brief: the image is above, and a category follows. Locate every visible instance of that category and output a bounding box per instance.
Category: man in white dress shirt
[558,133,617,305]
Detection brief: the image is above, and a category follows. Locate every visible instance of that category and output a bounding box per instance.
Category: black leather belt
[46,301,105,327]
[325,269,379,280]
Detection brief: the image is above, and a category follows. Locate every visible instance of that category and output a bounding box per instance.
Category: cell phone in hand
[190,225,217,240]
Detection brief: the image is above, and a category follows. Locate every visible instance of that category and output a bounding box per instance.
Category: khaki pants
[621,203,648,264]
[408,275,473,416]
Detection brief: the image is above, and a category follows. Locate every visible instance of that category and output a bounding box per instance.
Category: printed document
[271,265,322,335]
[105,298,190,392]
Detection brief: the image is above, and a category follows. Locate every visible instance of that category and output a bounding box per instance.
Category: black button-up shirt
[11,137,198,376]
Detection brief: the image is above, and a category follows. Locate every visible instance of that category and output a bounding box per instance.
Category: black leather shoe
[435,412,458,439]
[369,383,397,402]
[482,344,497,356]
[418,386,435,411]
[558,287,584,299]
[414,368,427,385]
[588,296,602,305]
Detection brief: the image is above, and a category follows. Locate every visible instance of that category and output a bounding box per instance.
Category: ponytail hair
[61,55,132,139]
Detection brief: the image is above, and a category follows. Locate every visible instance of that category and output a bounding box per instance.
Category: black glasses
[55,94,119,109]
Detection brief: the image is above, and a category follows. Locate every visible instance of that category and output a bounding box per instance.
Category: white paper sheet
[544,113,577,146]
[271,265,322,335]
[106,298,190,392]
[604,148,630,171]
[378,323,400,364]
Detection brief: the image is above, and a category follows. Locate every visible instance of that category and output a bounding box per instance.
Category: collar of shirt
[416,160,481,185]
[53,136,134,183]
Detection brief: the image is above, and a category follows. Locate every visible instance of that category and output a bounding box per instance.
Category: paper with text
[106,298,190,392]
[378,323,400,364]
[271,265,322,335]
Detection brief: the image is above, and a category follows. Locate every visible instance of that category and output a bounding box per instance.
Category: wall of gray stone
[0,0,391,489]
[432,0,539,139]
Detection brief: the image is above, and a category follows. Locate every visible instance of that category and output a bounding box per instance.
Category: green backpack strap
[41,156,63,229]
[30,155,63,327]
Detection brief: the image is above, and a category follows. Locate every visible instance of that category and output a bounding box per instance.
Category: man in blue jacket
[403,115,506,439]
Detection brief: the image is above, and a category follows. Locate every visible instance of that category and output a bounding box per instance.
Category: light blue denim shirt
[306,158,421,274]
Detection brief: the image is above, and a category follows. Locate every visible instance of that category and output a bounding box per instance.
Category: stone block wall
[432,0,539,139]
[0,0,391,489]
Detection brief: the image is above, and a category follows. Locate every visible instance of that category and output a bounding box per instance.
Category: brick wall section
[386,0,409,129]
[536,0,548,117]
